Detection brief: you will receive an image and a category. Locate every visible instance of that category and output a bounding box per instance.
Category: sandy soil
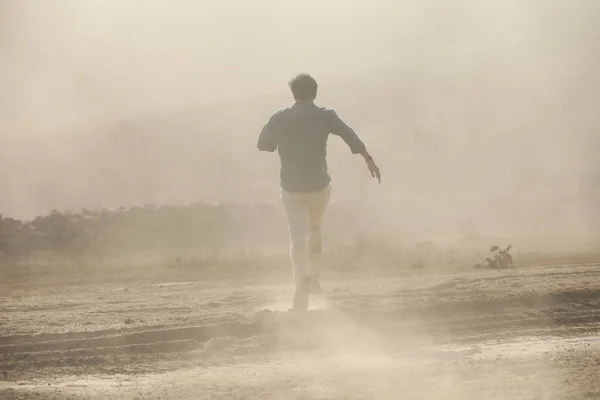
[1,254,600,399]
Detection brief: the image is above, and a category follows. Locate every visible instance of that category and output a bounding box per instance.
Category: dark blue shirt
[258,101,366,193]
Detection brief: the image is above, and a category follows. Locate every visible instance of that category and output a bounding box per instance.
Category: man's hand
[359,150,381,184]
[367,158,381,184]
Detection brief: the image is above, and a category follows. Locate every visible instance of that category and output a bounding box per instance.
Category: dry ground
[1,246,600,400]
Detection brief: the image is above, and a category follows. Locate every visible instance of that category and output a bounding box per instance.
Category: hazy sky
[1,1,599,238]
[6,0,595,130]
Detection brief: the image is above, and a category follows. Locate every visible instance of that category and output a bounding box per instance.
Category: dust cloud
[2,4,600,399]
[1,0,599,243]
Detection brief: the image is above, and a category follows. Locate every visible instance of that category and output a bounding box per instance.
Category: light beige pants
[281,185,331,287]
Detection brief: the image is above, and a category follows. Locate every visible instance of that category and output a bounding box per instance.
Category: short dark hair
[288,73,318,101]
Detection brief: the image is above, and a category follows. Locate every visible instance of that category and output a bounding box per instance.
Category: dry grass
[2,231,598,296]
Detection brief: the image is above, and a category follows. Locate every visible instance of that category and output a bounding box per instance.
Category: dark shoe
[292,277,311,312]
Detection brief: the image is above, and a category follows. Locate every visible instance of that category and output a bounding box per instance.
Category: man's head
[289,73,318,101]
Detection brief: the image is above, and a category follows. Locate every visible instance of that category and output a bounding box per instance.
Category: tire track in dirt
[328,263,600,344]
[2,289,598,366]
[0,319,273,355]
[1,263,599,378]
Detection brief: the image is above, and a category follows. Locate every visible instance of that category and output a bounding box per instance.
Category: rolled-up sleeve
[257,113,278,152]
[327,109,366,154]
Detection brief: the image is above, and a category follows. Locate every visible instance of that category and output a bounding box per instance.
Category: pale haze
[1,0,599,240]
[3,2,600,400]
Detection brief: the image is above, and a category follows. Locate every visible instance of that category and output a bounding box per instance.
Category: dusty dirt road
[1,253,600,399]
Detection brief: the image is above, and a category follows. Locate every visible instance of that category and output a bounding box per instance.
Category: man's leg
[307,186,331,293]
[281,190,311,310]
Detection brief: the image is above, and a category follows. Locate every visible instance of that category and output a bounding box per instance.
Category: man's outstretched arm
[328,110,381,183]
[257,114,278,152]
[328,109,366,154]
[358,148,381,184]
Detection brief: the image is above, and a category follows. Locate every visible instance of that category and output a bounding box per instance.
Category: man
[257,73,381,311]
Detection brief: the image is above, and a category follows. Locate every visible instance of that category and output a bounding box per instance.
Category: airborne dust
[1,1,599,245]
[2,2,600,400]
